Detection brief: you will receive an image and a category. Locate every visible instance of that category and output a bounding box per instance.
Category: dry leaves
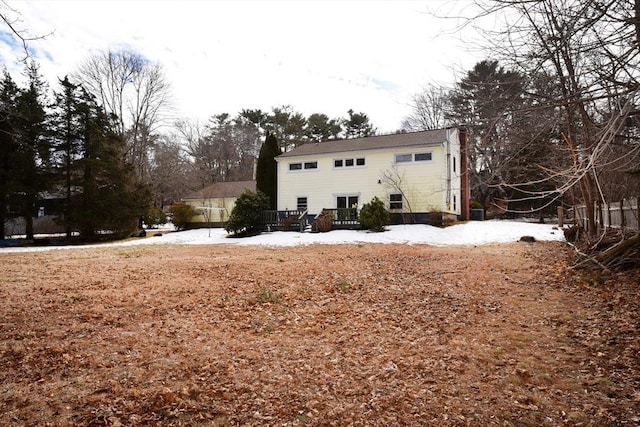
[0,241,638,426]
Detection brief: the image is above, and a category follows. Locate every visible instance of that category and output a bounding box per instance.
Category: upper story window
[414,152,432,161]
[334,157,366,168]
[395,152,433,163]
[289,161,318,171]
[394,153,412,163]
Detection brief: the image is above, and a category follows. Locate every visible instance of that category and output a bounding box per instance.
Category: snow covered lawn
[0,220,565,252]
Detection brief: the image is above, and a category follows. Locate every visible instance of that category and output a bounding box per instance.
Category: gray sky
[1,0,484,133]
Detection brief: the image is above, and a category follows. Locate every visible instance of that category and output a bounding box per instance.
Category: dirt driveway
[1,242,638,426]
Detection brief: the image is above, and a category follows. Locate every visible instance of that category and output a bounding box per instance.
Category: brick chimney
[459,127,470,221]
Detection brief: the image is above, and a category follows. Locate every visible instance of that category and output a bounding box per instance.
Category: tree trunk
[0,200,5,239]
[25,214,34,240]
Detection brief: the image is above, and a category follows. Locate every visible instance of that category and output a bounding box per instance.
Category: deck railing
[260,209,307,232]
[259,208,361,232]
[321,208,360,228]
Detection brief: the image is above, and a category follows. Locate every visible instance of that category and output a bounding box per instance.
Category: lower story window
[389,193,403,210]
[297,197,308,210]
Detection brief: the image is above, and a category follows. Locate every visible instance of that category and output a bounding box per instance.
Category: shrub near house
[359,197,390,232]
[225,190,270,237]
[169,203,200,230]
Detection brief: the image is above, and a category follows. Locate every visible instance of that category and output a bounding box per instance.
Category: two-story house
[275,127,468,224]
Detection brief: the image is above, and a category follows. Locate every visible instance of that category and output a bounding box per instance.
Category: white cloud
[2,0,483,133]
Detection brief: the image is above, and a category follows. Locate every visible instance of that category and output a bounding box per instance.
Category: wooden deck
[319,208,361,230]
[259,208,361,232]
[260,210,308,232]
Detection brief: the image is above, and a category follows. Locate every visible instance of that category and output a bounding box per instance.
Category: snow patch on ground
[0,220,565,253]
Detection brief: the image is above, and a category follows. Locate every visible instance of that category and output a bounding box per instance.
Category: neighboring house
[276,127,469,224]
[3,193,67,237]
[182,180,256,228]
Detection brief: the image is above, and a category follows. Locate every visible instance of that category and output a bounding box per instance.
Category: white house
[275,127,469,224]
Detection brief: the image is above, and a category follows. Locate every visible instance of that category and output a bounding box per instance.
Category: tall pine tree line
[0,64,148,240]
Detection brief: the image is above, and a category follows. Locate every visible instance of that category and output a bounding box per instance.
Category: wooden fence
[572,197,639,232]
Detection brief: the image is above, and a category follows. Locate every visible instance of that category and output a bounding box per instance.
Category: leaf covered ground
[0,242,638,426]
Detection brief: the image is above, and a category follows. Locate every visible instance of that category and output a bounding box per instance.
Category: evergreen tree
[255,132,281,210]
[306,113,341,142]
[63,91,149,239]
[264,105,307,151]
[358,197,390,232]
[342,109,376,139]
[224,189,270,236]
[50,76,84,237]
[446,60,526,210]
[14,61,50,240]
[0,70,20,239]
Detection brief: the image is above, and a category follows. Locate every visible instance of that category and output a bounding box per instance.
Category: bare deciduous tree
[147,133,191,208]
[455,1,640,237]
[74,49,171,182]
[0,1,53,61]
[380,165,417,223]
[403,84,451,131]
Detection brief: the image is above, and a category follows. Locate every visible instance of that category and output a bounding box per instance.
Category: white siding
[277,129,461,216]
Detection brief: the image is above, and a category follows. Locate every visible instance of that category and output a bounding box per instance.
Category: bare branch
[0,1,54,62]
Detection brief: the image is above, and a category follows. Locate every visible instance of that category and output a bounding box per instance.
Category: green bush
[143,206,167,228]
[169,203,200,230]
[225,190,270,236]
[359,196,390,232]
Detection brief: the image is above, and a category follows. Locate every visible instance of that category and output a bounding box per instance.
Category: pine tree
[63,91,149,239]
[0,70,20,239]
[50,76,84,237]
[342,109,376,139]
[14,61,50,240]
[256,132,281,210]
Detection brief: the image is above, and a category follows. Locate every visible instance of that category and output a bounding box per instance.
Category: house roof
[182,180,256,200]
[277,128,452,159]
